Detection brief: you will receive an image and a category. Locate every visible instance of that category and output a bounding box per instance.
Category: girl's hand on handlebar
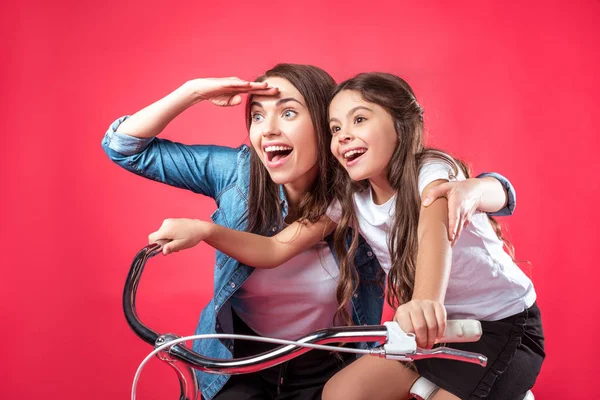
[148,218,213,255]
[188,77,279,107]
[393,299,447,349]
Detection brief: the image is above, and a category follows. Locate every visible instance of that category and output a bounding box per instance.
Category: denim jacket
[102,116,515,399]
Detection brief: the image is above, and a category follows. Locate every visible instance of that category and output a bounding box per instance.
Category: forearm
[413,190,452,302]
[475,176,509,213]
[116,81,202,139]
[413,223,452,302]
[204,223,296,269]
[204,217,332,269]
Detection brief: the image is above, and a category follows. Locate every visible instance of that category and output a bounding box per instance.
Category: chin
[344,169,368,182]
[267,170,295,185]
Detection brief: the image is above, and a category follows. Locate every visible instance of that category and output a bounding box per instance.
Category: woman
[102,64,515,399]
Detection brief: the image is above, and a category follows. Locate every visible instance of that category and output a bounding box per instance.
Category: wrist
[190,219,210,241]
[472,178,486,209]
[181,80,207,103]
[411,295,444,303]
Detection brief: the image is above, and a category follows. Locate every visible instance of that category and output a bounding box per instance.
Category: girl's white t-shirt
[327,161,536,321]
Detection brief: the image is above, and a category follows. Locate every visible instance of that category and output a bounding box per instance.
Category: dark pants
[213,312,354,400]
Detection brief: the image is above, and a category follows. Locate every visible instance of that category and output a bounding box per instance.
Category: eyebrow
[329,106,373,123]
[250,97,306,109]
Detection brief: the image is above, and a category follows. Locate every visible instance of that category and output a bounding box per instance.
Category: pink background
[2,0,598,398]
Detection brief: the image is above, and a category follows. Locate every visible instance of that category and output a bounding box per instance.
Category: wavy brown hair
[244,64,337,234]
[331,73,514,320]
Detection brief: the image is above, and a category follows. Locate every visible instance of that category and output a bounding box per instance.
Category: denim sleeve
[101,116,241,199]
[476,172,516,216]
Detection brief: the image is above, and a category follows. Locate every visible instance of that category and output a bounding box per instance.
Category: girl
[150,72,541,399]
[322,73,544,400]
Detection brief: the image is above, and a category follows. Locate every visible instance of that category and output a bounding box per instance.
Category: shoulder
[418,152,464,195]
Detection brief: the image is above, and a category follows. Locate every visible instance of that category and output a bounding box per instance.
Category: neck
[283,164,319,220]
[369,174,396,205]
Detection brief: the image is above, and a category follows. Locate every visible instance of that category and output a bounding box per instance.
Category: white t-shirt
[230,241,346,339]
[327,160,536,321]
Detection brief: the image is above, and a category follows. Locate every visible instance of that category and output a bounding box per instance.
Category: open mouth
[342,148,367,165]
[265,145,294,164]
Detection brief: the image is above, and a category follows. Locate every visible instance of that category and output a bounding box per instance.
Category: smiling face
[329,89,398,186]
[248,77,319,187]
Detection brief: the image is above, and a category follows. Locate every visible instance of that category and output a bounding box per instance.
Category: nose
[337,128,353,143]
[261,115,281,138]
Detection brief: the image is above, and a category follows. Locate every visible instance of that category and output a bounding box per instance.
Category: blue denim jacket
[102,116,515,399]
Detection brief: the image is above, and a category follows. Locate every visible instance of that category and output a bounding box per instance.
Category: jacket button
[367,251,373,257]
[353,293,359,298]
[230,282,236,288]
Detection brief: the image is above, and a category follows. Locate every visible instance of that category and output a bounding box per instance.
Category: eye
[251,113,264,123]
[330,126,341,135]
[282,109,298,119]
[354,116,366,124]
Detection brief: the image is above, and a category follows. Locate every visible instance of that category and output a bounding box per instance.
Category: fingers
[457,216,471,242]
[227,94,242,106]
[148,221,171,244]
[451,212,464,246]
[149,219,176,254]
[225,79,269,89]
[396,307,429,349]
[452,209,474,246]
[247,87,279,95]
[148,229,174,256]
[447,199,459,242]
[395,301,446,349]
[434,302,447,342]
[393,309,414,336]
[422,303,439,349]
[162,241,181,256]
[148,230,160,244]
[422,183,450,207]
[407,309,426,349]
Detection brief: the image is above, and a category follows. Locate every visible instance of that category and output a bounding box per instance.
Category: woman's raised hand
[189,77,279,107]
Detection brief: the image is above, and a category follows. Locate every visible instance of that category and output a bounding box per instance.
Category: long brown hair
[331,73,514,320]
[245,64,337,234]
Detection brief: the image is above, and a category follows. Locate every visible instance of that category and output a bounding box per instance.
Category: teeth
[343,149,367,159]
[265,145,293,152]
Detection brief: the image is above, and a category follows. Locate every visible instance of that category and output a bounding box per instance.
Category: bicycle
[124,240,533,400]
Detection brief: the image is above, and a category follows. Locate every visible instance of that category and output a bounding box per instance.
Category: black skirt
[414,302,545,400]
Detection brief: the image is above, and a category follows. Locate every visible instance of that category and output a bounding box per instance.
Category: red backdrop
[1,0,598,398]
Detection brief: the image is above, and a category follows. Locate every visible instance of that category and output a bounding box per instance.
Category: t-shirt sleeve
[418,161,458,196]
[326,199,343,224]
